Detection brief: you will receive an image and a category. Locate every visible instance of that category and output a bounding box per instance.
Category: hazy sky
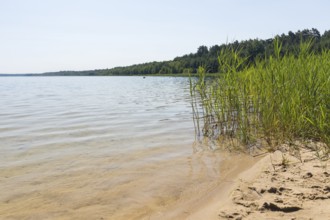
[1,0,329,73]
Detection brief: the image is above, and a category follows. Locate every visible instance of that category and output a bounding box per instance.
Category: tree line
[43,28,330,76]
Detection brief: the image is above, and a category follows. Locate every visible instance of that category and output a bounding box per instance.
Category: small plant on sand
[280,153,290,168]
[314,145,330,161]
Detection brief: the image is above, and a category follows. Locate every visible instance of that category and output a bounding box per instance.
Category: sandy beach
[186,142,330,220]
[1,141,328,220]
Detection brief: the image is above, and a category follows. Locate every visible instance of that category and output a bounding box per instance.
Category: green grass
[190,38,330,151]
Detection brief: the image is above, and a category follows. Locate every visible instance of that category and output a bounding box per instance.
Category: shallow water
[0,76,254,219]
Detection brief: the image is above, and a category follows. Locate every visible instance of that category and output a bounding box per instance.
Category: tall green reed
[191,38,330,150]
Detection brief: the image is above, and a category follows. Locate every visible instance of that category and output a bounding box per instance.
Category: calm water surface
[0,76,253,219]
[1,76,194,161]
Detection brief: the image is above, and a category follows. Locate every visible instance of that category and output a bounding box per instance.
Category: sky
[0,0,329,74]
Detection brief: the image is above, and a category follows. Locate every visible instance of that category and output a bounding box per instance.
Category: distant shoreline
[0,73,221,77]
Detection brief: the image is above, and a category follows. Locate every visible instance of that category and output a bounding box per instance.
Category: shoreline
[146,151,264,220]
[1,143,328,219]
[188,146,330,220]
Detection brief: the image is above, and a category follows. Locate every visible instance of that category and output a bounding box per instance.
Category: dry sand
[188,142,330,220]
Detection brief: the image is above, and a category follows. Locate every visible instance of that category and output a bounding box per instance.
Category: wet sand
[152,143,330,220]
[148,152,260,220]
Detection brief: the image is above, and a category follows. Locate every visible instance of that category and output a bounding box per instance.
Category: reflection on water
[0,76,254,219]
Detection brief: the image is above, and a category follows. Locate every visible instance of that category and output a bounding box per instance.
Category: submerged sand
[0,146,258,220]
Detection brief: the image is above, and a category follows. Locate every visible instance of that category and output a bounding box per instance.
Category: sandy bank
[188,143,330,220]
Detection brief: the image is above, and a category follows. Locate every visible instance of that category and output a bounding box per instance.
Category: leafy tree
[197,46,209,56]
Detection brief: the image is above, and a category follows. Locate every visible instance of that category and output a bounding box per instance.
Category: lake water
[0,76,255,219]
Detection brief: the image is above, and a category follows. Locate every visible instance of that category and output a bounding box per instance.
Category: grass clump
[191,38,330,152]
